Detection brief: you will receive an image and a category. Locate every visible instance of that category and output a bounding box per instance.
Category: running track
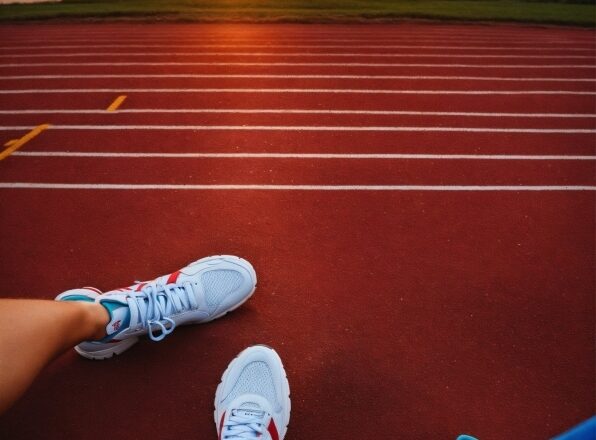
[0,23,594,439]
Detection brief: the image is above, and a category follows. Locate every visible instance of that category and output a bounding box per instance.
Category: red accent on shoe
[218,412,226,440]
[166,270,181,284]
[267,419,280,440]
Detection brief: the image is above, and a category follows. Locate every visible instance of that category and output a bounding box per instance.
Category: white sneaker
[56,255,257,360]
[215,345,291,440]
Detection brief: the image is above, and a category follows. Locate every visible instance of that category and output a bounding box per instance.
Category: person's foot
[56,255,257,360]
[215,345,290,440]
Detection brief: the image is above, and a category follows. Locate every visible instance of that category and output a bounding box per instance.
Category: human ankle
[83,303,109,340]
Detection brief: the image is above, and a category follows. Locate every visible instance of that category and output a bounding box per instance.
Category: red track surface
[0,23,594,439]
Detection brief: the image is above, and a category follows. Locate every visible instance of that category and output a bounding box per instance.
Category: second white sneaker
[215,345,291,440]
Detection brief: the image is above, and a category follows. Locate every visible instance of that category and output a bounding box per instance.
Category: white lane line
[3,40,591,48]
[2,109,594,118]
[0,88,593,95]
[1,36,591,44]
[0,30,588,37]
[1,44,594,51]
[1,183,594,191]
[1,62,593,68]
[2,52,594,59]
[1,74,594,83]
[13,151,596,160]
[1,125,594,133]
[0,29,588,35]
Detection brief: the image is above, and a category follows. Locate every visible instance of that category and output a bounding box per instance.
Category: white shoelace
[223,412,266,439]
[126,281,198,341]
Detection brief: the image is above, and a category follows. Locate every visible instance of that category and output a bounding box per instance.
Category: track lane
[3,59,593,70]
[3,37,594,46]
[0,23,593,41]
[0,92,594,114]
[2,112,595,129]
[2,53,594,63]
[3,65,594,81]
[2,45,595,54]
[0,155,594,186]
[1,77,595,92]
[1,128,593,155]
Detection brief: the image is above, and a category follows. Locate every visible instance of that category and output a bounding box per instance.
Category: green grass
[1,0,594,26]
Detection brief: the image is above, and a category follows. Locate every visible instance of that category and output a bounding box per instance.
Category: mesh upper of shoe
[201,270,243,312]
[223,361,281,412]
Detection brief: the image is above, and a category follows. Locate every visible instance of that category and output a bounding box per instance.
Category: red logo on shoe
[112,320,121,332]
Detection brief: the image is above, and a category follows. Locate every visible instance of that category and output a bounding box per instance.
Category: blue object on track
[456,435,478,440]
[552,416,596,440]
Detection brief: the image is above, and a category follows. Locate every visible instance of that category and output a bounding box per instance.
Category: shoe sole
[214,345,291,439]
[78,255,257,360]
[74,337,139,360]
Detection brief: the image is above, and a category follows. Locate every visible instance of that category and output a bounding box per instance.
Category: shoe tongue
[100,297,131,336]
[231,408,266,419]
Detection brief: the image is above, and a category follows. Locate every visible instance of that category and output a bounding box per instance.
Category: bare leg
[0,299,109,414]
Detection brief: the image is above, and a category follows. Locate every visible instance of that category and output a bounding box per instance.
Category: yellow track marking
[0,124,51,161]
[106,95,127,112]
